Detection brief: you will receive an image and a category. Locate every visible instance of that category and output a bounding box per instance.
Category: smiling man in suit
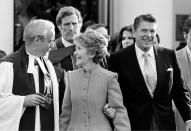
[108,13,191,130]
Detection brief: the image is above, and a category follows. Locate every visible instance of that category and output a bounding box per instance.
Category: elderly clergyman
[0,19,59,131]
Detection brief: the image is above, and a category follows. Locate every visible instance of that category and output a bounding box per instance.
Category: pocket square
[167,67,173,72]
[166,67,173,92]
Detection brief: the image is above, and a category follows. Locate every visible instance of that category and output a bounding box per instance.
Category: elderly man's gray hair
[23,19,55,42]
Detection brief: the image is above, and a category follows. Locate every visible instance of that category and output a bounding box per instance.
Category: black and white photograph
[1,0,191,131]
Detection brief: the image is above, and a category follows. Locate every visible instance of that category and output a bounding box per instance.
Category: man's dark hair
[134,14,157,30]
[183,17,191,34]
[56,6,82,27]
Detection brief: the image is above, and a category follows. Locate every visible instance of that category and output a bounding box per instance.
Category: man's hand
[103,103,116,118]
[185,120,191,131]
[24,94,45,107]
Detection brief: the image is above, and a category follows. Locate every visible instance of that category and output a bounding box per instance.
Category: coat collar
[61,36,74,47]
[176,46,188,59]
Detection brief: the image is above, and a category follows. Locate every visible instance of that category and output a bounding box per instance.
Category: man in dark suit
[48,6,82,113]
[108,13,191,130]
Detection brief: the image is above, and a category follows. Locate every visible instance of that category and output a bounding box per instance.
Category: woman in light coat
[59,29,131,131]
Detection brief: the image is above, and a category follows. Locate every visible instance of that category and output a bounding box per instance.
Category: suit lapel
[126,45,151,98]
[177,49,190,78]
[153,46,171,97]
[48,37,75,64]
[177,48,191,91]
[55,37,64,49]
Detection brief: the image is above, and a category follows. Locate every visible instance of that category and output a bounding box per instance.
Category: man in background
[175,17,191,131]
[49,6,82,71]
[48,6,82,113]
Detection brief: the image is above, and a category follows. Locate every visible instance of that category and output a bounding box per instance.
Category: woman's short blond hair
[74,29,108,64]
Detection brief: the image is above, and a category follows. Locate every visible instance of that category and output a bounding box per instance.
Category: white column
[0,0,14,55]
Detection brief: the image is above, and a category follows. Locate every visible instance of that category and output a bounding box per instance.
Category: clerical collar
[26,52,48,75]
[26,52,39,73]
[61,37,74,47]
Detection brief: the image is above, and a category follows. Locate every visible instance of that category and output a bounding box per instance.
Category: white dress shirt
[135,44,157,95]
[61,37,74,47]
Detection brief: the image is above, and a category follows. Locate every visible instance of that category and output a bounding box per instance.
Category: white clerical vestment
[0,55,59,131]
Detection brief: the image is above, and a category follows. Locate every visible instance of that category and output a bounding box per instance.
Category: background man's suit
[108,44,191,130]
[49,37,76,113]
[49,37,76,72]
[175,46,191,130]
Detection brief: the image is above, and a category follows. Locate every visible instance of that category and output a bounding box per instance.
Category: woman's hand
[103,103,116,118]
